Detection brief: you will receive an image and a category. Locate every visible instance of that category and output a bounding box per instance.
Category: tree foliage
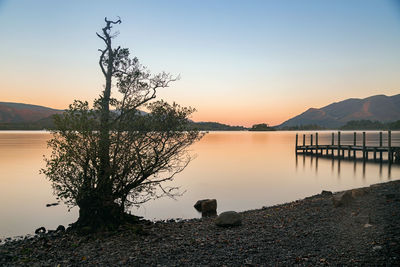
[42,18,203,230]
[340,120,400,130]
[249,123,275,131]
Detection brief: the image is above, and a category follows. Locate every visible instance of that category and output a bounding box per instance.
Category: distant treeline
[279,124,326,131]
[340,120,400,130]
[279,120,400,131]
[188,122,247,131]
[0,123,49,130]
[3,118,400,131]
[0,116,248,131]
[0,116,55,130]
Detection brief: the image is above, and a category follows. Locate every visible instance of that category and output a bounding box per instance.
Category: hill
[278,94,400,129]
[0,102,247,131]
[0,102,62,123]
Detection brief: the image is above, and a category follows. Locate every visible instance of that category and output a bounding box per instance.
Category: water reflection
[362,161,365,180]
[296,152,396,182]
[1,130,400,238]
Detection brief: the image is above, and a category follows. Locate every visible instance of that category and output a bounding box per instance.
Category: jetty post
[295,133,298,154]
[337,131,341,158]
[303,134,305,153]
[379,132,383,161]
[373,132,377,161]
[331,132,334,156]
[315,132,319,156]
[362,132,366,160]
[353,132,357,158]
[347,141,351,158]
[388,130,392,163]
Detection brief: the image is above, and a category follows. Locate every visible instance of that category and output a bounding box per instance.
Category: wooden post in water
[338,131,341,158]
[362,132,366,161]
[388,130,392,163]
[316,132,319,156]
[295,133,298,154]
[379,132,383,161]
[331,132,334,156]
[303,134,305,154]
[353,132,357,158]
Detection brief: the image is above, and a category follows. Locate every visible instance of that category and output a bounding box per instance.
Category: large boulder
[194,199,217,217]
[215,211,242,227]
[201,199,217,217]
[332,191,353,207]
[194,199,208,212]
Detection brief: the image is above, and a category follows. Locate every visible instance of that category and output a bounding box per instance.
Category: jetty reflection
[296,153,393,180]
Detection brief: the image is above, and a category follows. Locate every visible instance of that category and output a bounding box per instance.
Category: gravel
[1,180,400,266]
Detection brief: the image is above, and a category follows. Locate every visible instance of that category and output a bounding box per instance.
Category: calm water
[1,131,399,238]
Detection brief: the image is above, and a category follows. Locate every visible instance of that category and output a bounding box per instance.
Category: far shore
[1,179,399,265]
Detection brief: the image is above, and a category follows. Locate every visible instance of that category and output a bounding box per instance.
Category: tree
[42,18,203,231]
[249,123,275,131]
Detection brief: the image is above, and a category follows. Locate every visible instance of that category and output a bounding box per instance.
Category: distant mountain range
[2,94,400,130]
[278,94,400,129]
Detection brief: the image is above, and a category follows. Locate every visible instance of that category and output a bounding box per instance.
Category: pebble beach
[1,180,400,266]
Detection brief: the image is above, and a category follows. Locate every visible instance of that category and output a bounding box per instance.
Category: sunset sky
[0,0,399,126]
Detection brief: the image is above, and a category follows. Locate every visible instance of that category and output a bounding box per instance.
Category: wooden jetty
[295,131,400,164]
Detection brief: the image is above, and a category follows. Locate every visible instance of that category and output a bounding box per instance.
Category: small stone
[352,188,367,198]
[46,202,59,207]
[364,223,373,228]
[244,258,253,266]
[355,215,370,224]
[56,225,65,232]
[332,191,353,207]
[386,193,396,199]
[373,245,382,251]
[215,211,242,227]
[35,227,46,234]
[321,190,332,196]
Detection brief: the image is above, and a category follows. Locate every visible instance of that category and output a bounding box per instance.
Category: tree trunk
[75,194,124,232]
[97,29,113,198]
[75,19,120,232]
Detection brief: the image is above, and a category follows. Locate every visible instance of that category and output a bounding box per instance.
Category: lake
[1,130,399,239]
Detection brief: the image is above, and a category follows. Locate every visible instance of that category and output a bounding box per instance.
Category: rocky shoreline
[1,180,400,266]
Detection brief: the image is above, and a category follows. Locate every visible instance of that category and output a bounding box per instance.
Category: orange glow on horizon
[1,79,399,127]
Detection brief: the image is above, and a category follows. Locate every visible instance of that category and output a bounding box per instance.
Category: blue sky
[0,0,399,125]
